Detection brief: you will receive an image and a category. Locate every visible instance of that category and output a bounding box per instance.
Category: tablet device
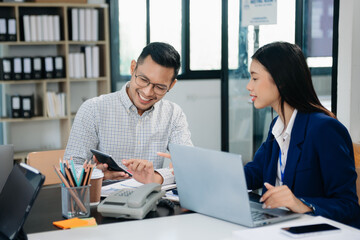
[0,163,45,240]
[90,149,133,177]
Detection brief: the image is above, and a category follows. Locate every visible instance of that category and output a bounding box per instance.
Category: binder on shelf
[36,15,43,42]
[21,95,34,118]
[44,56,54,79]
[53,15,60,41]
[0,58,12,80]
[78,8,85,41]
[91,9,99,41]
[30,15,37,42]
[92,46,100,78]
[84,46,92,78]
[54,56,64,78]
[23,15,31,42]
[42,15,49,42]
[73,53,81,78]
[85,9,92,41]
[0,18,6,41]
[32,57,43,79]
[68,53,75,78]
[71,8,79,41]
[11,95,22,118]
[13,57,23,80]
[47,15,54,42]
[79,53,85,78]
[23,57,32,80]
[7,18,16,41]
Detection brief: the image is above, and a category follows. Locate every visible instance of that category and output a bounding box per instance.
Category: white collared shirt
[272,109,298,186]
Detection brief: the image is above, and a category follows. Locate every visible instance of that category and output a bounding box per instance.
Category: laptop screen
[0,163,45,239]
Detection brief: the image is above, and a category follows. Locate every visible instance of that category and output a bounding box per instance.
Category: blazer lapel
[283,112,309,189]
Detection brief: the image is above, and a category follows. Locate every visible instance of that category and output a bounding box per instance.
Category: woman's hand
[260,182,312,213]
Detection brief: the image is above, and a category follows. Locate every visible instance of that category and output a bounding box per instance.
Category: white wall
[165,79,221,151]
[337,0,360,143]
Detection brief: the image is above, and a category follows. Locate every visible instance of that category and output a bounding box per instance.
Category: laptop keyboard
[251,211,277,221]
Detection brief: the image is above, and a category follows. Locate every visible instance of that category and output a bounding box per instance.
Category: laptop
[0,163,45,240]
[169,144,301,227]
[0,144,14,193]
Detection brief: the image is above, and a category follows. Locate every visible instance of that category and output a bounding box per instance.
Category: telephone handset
[97,183,165,219]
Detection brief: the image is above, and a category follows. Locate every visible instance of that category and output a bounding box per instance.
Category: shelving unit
[0,2,110,161]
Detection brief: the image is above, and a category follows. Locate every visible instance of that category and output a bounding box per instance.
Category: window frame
[107,0,339,151]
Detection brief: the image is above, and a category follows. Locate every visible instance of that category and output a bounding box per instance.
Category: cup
[89,168,104,205]
[61,185,90,218]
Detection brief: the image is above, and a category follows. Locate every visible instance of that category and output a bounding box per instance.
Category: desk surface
[28,214,360,240]
[24,184,186,234]
[26,185,360,240]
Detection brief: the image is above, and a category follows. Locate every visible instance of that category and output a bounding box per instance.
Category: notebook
[169,144,301,228]
[0,144,14,193]
[0,163,45,239]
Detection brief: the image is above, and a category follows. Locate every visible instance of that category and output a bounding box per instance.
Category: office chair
[353,143,360,205]
[26,149,65,185]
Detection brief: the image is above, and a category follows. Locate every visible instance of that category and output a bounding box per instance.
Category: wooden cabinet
[0,2,110,161]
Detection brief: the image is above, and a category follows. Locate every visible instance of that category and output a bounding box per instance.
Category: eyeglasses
[134,73,169,95]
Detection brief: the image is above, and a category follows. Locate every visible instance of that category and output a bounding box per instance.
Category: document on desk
[101,179,176,197]
[232,216,360,240]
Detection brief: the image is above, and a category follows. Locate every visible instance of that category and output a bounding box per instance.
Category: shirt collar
[119,81,156,115]
[272,109,298,139]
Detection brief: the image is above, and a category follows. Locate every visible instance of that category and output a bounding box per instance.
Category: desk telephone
[97,183,165,219]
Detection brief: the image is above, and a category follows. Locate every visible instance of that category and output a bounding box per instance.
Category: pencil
[53,165,87,213]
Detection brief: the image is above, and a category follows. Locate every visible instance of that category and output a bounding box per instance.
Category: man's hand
[93,156,130,180]
[122,159,163,184]
[260,183,312,213]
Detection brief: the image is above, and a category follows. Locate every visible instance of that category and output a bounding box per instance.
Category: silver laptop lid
[0,145,14,193]
[169,143,254,227]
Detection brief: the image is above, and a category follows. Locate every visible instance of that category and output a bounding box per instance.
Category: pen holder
[61,185,90,219]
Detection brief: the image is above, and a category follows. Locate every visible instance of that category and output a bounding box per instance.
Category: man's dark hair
[137,42,181,81]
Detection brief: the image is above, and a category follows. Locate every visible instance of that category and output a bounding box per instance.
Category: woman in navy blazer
[245,42,360,228]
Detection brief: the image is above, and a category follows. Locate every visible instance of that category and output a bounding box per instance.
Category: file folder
[84,46,92,78]
[32,57,43,79]
[21,95,34,118]
[70,8,79,41]
[23,57,32,80]
[0,58,12,80]
[0,18,6,41]
[54,56,64,78]
[7,18,16,41]
[44,56,54,78]
[23,15,31,42]
[30,15,37,42]
[36,15,43,42]
[13,58,23,80]
[11,95,22,118]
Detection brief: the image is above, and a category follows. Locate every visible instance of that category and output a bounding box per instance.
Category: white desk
[28,213,360,240]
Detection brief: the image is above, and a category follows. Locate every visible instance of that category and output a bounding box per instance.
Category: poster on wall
[242,0,277,26]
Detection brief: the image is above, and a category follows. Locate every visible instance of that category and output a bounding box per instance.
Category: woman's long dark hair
[252,41,335,119]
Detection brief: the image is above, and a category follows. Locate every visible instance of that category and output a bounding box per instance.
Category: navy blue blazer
[244,111,360,228]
